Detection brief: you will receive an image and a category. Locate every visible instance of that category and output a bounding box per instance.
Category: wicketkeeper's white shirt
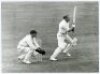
[58,19,70,34]
[17,34,40,50]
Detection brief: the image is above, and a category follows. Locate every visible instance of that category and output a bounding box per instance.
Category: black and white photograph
[1,0,99,73]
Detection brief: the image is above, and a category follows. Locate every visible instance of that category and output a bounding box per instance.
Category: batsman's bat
[73,6,77,23]
[72,6,77,32]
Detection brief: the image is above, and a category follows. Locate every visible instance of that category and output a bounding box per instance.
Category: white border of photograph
[0,0,99,74]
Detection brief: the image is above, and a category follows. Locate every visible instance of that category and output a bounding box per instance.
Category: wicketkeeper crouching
[17,30,46,64]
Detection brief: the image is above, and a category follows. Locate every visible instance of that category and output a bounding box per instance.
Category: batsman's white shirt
[57,20,70,49]
[17,34,40,52]
[58,20,70,33]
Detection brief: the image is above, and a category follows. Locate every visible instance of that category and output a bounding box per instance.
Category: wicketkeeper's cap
[30,30,37,34]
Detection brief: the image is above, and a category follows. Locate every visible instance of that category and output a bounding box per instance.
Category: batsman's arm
[71,23,75,32]
[64,25,75,33]
[68,27,75,32]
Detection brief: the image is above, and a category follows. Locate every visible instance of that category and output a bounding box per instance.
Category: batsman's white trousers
[50,33,70,58]
[57,33,69,49]
[51,32,77,59]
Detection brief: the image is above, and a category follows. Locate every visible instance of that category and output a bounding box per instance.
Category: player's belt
[58,32,68,36]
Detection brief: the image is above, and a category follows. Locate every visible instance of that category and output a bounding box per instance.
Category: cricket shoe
[63,51,71,57]
[22,59,31,64]
[50,57,58,61]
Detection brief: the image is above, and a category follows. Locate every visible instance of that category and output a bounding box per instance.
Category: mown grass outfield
[1,2,99,73]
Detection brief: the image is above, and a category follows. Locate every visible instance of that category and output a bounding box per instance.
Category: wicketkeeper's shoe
[50,57,58,61]
[22,59,31,64]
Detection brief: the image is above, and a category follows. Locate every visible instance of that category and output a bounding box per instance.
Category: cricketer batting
[50,15,77,61]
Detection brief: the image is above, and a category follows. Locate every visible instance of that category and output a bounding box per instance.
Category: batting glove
[72,24,75,28]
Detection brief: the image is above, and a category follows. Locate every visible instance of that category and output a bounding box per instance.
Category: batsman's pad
[72,37,78,46]
[36,48,46,55]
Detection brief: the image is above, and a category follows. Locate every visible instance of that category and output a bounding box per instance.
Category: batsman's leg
[63,44,73,57]
[50,33,67,61]
[50,42,67,61]
[50,47,62,60]
[62,34,73,57]
[63,44,72,53]
[63,37,78,55]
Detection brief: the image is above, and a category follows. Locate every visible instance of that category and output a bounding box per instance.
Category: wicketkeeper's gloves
[72,24,75,27]
[35,48,46,55]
